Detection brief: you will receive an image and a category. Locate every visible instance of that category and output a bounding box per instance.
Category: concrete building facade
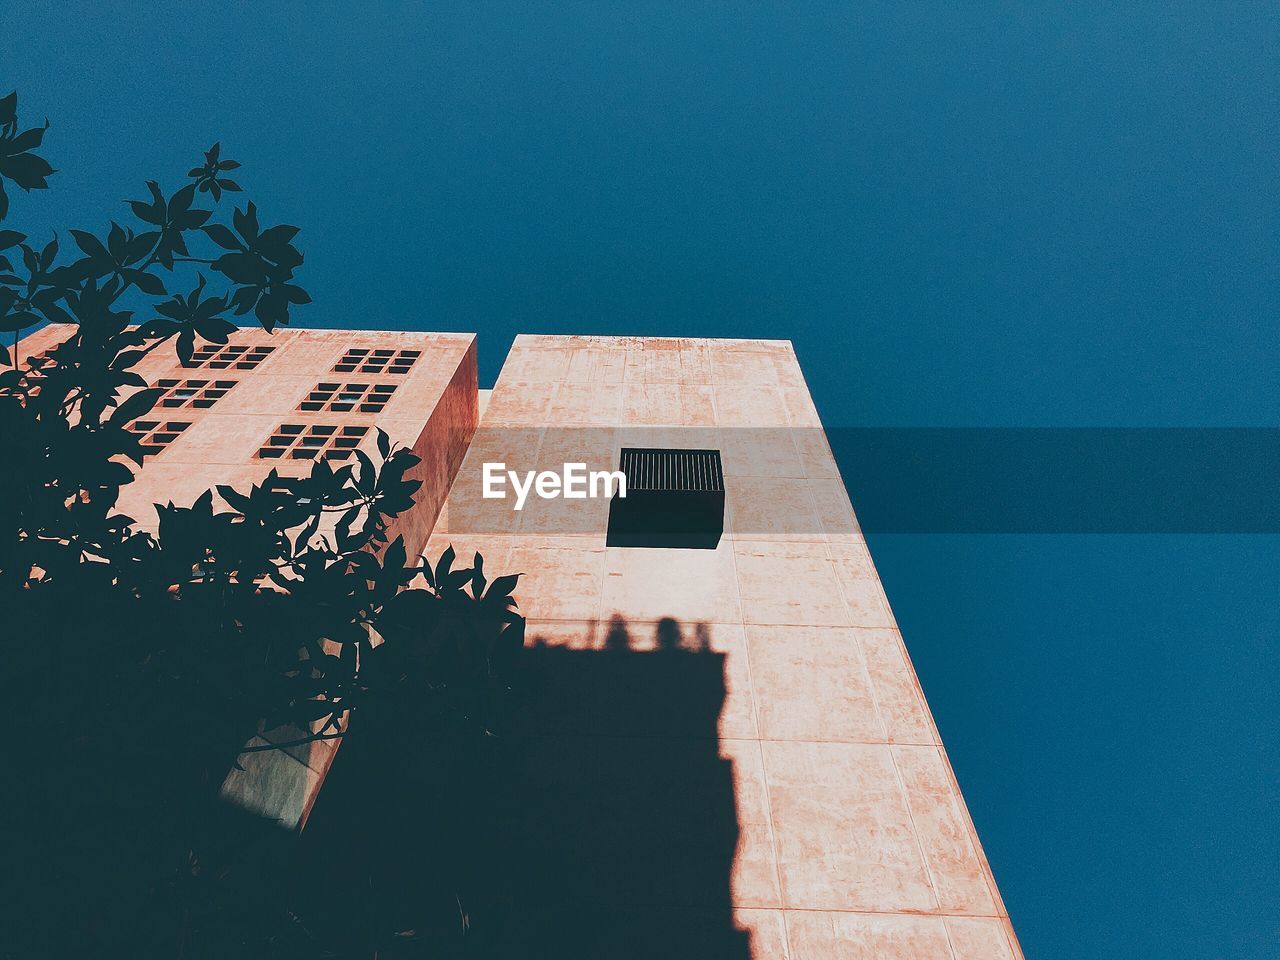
[430,334,1023,959]
[18,326,1021,957]
[16,324,477,554]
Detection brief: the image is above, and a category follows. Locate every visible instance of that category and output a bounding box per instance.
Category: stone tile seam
[726,533,789,910]
[885,743,947,916]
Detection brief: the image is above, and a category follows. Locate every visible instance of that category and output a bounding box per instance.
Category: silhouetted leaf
[435,546,455,585]
[1,152,55,189]
[128,199,163,224]
[213,251,265,285]
[123,268,165,295]
[381,537,407,592]
[109,387,164,425]
[70,229,110,263]
[282,283,311,304]
[168,182,196,215]
[120,233,153,266]
[486,573,521,600]
[232,202,259,242]
[229,285,258,315]
[0,308,38,332]
[8,121,47,154]
[203,224,241,250]
[38,235,57,269]
[176,327,195,365]
[254,289,286,330]
[106,222,127,262]
[257,224,299,250]
[35,298,73,325]
[215,484,252,513]
[195,317,236,343]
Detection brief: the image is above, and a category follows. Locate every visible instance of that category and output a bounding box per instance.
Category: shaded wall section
[301,617,755,958]
[418,334,1023,959]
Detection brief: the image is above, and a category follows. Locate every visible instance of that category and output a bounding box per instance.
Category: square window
[256,421,369,461]
[127,418,191,460]
[333,347,419,374]
[152,378,239,410]
[298,380,396,414]
[184,343,274,370]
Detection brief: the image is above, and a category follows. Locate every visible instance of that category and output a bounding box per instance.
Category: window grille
[332,348,420,375]
[186,344,275,370]
[257,423,371,462]
[155,378,238,409]
[127,419,192,457]
[299,381,398,414]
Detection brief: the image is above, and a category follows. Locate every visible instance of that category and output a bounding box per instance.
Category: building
[15,325,477,553]
[14,325,479,830]
[17,326,1022,958]
[427,334,1023,959]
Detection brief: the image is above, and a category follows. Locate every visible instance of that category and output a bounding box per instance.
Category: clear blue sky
[9,2,1278,955]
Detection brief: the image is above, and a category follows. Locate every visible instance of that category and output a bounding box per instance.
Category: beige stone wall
[427,335,1023,959]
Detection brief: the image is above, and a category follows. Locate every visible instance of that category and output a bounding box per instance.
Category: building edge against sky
[16,325,1023,959]
[435,333,1023,959]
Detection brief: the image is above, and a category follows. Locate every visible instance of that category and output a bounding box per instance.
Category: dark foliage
[0,91,55,222]
[0,92,524,957]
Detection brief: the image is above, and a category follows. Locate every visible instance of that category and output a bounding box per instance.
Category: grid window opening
[333,347,421,375]
[185,344,275,370]
[299,381,399,414]
[156,378,239,409]
[127,419,193,457]
[257,423,371,462]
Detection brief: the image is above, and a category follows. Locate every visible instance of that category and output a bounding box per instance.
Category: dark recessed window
[127,419,192,458]
[333,347,421,375]
[257,423,371,462]
[185,344,275,370]
[299,381,398,414]
[155,378,238,409]
[607,448,725,549]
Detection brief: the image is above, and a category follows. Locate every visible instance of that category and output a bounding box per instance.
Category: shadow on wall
[298,615,751,959]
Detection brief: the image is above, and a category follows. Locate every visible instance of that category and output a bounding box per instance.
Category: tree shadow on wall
[298,615,753,959]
